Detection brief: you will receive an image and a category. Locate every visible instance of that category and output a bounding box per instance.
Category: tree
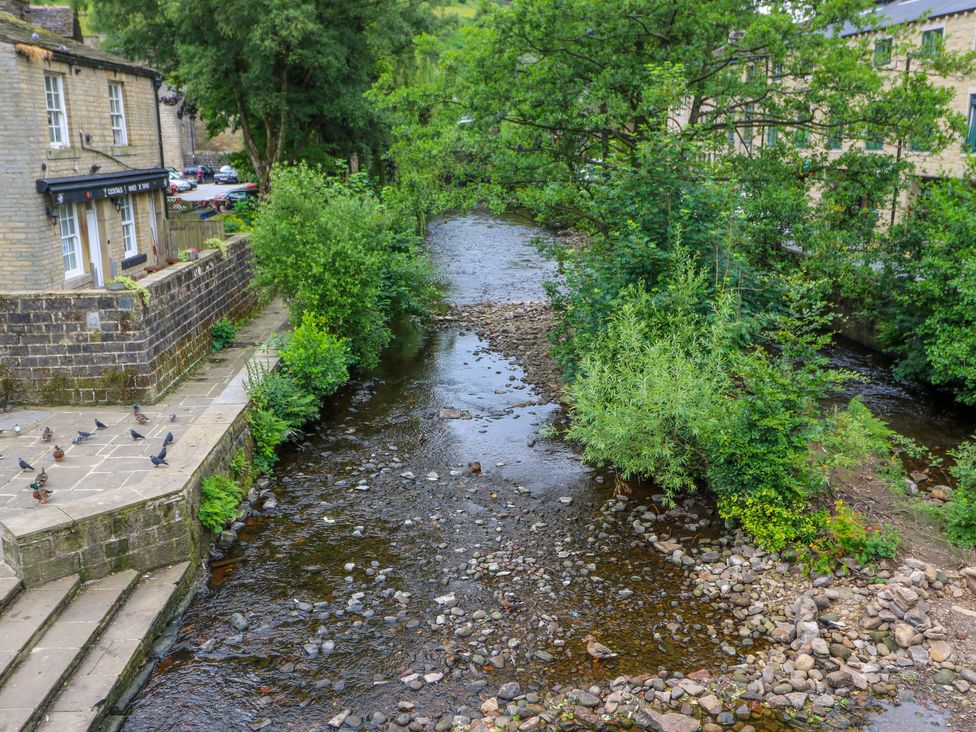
[91,0,438,192]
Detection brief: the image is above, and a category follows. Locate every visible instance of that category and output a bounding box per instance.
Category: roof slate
[0,10,157,78]
[840,0,976,37]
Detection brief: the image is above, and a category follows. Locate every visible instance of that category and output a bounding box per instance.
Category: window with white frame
[58,204,83,278]
[120,195,138,256]
[45,73,69,147]
[108,82,127,145]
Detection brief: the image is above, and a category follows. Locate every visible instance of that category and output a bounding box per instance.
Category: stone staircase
[0,562,191,732]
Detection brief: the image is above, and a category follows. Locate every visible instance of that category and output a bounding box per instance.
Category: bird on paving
[157,445,168,461]
[76,430,93,441]
[41,426,53,442]
[150,453,168,467]
[36,467,48,487]
[53,445,64,461]
[13,424,21,436]
[18,458,34,471]
[135,412,149,425]
[169,413,176,422]
[95,418,107,430]
[163,431,174,447]
[583,635,619,661]
[31,482,52,504]
[130,428,145,441]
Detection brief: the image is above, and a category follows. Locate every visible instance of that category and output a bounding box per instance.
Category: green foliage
[250,163,436,370]
[108,276,150,306]
[247,407,292,474]
[943,441,976,548]
[278,313,351,398]
[198,473,243,532]
[801,501,898,573]
[204,237,229,258]
[210,318,238,352]
[228,448,256,491]
[245,361,321,427]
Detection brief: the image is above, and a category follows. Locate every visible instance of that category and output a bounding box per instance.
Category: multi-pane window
[108,82,127,146]
[865,137,884,151]
[967,95,976,152]
[45,73,68,147]
[874,39,892,67]
[58,205,83,277]
[120,195,138,256]
[920,28,943,57]
[793,128,810,149]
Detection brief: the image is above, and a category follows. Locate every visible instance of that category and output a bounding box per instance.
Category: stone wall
[0,235,257,405]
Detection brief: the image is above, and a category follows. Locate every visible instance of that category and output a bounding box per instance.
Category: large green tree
[91,0,439,191]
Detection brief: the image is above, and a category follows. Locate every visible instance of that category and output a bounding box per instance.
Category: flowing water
[122,213,972,731]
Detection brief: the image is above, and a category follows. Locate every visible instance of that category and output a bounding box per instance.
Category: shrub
[198,473,243,532]
[278,313,351,398]
[245,363,320,427]
[944,441,976,548]
[211,317,238,351]
[250,163,435,370]
[802,500,898,573]
[248,407,292,474]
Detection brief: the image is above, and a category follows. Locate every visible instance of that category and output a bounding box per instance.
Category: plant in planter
[203,237,229,258]
[106,276,150,306]
[178,248,200,262]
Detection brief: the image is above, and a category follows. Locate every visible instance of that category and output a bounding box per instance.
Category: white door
[86,202,104,287]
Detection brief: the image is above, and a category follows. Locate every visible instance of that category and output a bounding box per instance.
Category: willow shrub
[567,258,897,556]
[250,164,436,371]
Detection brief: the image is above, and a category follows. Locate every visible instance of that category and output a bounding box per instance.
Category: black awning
[36,168,169,205]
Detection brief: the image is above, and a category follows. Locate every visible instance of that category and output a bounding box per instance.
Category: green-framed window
[865,138,883,151]
[966,95,976,152]
[794,128,810,148]
[874,38,892,67]
[920,28,943,57]
[826,129,843,150]
[767,127,779,146]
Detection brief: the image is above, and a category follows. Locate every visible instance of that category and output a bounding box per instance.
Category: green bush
[250,163,436,370]
[278,313,351,398]
[198,473,243,532]
[211,318,237,351]
[944,441,976,548]
[246,365,320,428]
[248,407,292,474]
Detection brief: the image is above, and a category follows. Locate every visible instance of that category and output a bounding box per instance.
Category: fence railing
[160,219,225,262]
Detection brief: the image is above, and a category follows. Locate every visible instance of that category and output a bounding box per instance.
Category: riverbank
[457,297,976,731]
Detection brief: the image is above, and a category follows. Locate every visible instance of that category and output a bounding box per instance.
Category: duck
[52,445,65,461]
[134,411,149,425]
[30,482,52,504]
[41,426,53,442]
[36,467,48,487]
[583,635,619,661]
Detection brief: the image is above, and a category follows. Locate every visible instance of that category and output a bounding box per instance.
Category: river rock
[229,612,248,631]
[794,653,815,672]
[698,695,722,716]
[928,640,952,662]
[498,682,521,700]
[894,623,917,648]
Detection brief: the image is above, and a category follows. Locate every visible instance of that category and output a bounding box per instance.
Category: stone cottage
[0,0,168,291]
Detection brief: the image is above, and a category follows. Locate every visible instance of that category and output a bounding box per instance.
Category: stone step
[0,576,22,615]
[0,570,138,732]
[0,575,80,688]
[35,562,191,732]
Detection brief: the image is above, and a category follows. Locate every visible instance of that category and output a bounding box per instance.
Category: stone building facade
[0,0,167,292]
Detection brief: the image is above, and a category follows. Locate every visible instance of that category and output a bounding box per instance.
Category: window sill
[64,271,92,289]
[121,252,147,269]
[48,147,81,160]
[111,145,134,157]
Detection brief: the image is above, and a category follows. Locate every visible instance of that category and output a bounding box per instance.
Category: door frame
[85,202,105,287]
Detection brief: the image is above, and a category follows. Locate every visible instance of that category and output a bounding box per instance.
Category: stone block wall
[0,235,256,404]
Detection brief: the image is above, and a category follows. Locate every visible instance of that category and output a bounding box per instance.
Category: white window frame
[58,204,84,278]
[108,81,128,146]
[45,73,69,148]
[120,195,138,256]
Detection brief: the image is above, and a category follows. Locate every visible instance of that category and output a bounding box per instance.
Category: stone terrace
[0,299,288,584]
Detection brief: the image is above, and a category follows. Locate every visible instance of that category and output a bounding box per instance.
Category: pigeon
[169,413,177,422]
[41,426,53,442]
[132,404,140,413]
[18,458,34,471]
[95,418,108,430]
[130,428,144,441]
[150,454,168,467]
[71,435,83,445]
[53,445,65,461]
[13,424,21,436]
[135,412,149,425]
[36,468,48,487]
[77,430,93,441]
[157,445,168,461]
[163,431,174,447]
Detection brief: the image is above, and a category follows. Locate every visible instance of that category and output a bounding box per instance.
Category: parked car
[212,186,258,211]
[168,171,193,194]
[214,165,239,184]
[183,165,215,183]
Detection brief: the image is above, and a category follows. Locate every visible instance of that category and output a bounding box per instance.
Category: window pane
[59,205,80,275]
[874,39,892,66]
[121,195,138,254]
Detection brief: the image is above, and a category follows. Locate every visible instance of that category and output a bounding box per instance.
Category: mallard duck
[36,468,48,487]
[583,635,618,660]
[52,445,65,461]
[134,412,149,425]
[41,426,53,442]
[30,482,52,504]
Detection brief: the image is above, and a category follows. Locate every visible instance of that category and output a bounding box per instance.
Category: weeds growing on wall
[198,473,243,532]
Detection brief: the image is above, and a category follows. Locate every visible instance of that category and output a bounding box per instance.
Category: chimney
[0,0,29,21]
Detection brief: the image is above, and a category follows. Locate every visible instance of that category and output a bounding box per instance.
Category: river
[121,213,973,732]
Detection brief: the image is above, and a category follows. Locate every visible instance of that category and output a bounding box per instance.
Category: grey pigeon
[71,435,83,445]
[18,458,34,471]
[157,445,168,461]
[169,413,176,422]
[163,431,174,446]
[130,428,144,441]
[76,430,93,441]
[150,454,168,467]
[95,418,107,430]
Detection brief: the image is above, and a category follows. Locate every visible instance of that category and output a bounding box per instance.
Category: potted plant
[178,248,200,262]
